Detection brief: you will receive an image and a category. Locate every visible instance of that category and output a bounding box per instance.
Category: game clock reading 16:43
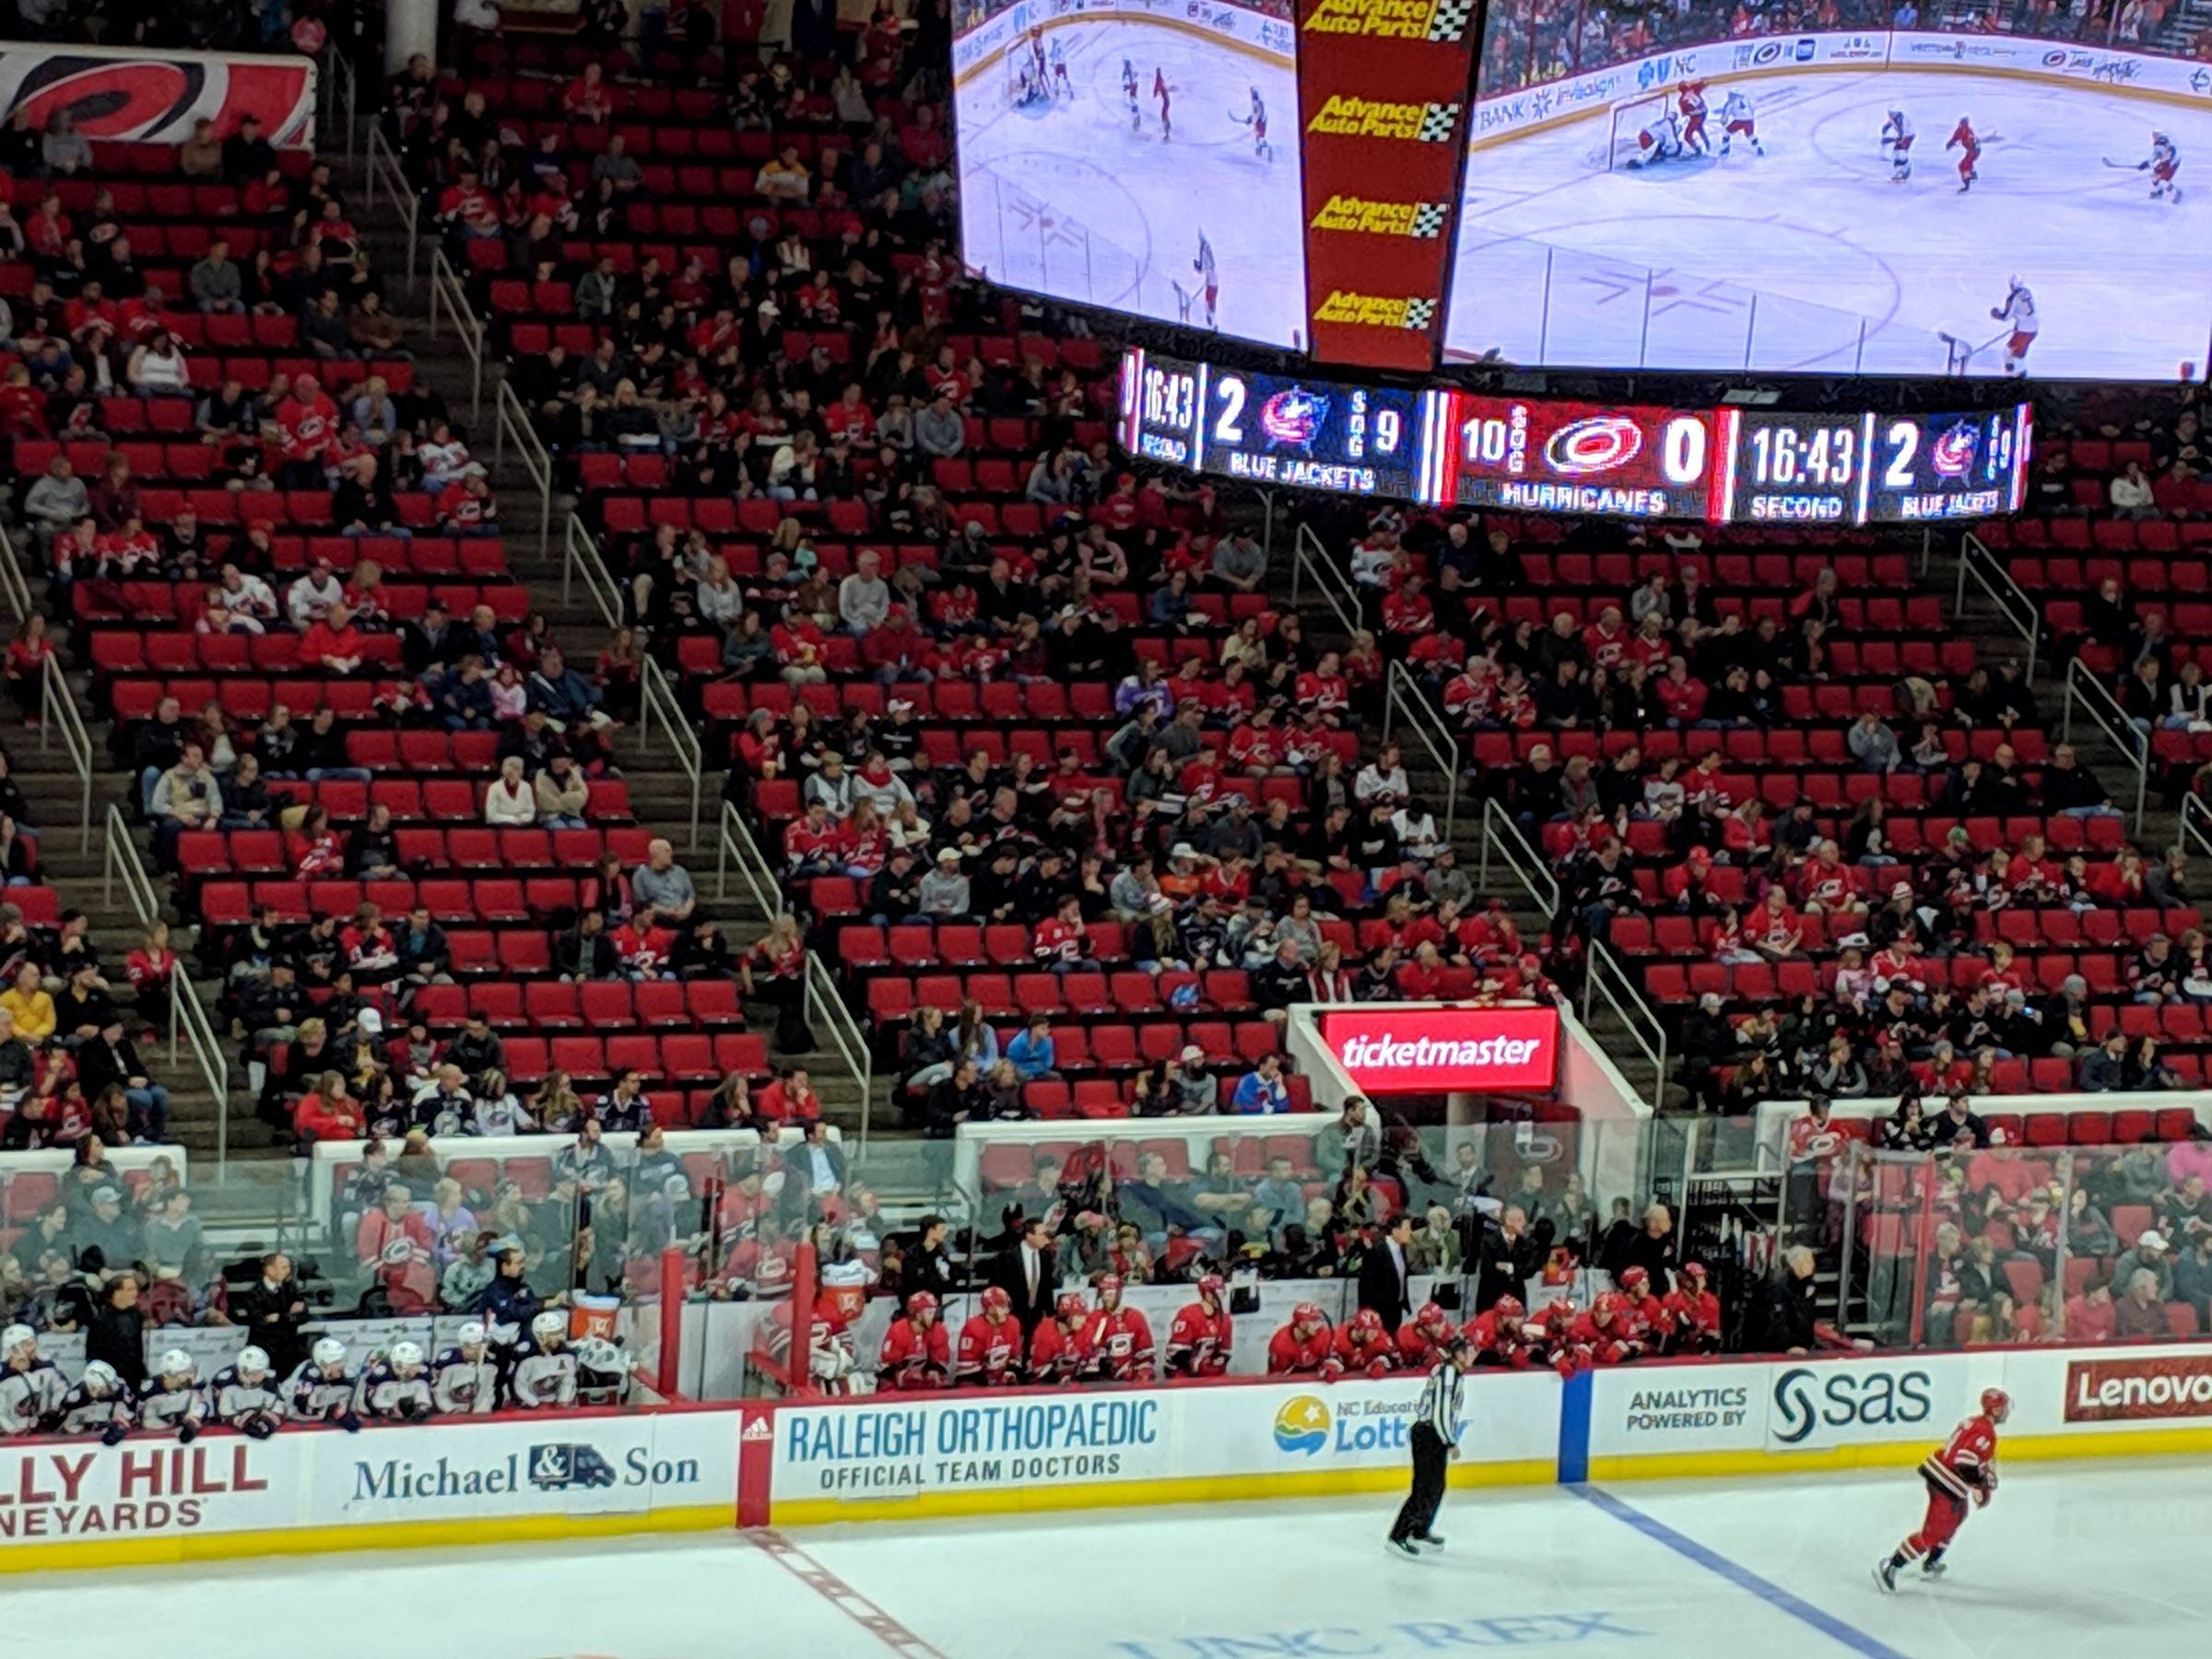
[1714,407,2033,524]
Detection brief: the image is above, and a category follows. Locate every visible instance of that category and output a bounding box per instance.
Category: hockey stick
[2100,157,2137,168]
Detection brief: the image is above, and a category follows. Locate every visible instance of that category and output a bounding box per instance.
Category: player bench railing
[2060,656,2149,834]
[1953,531,2041,683]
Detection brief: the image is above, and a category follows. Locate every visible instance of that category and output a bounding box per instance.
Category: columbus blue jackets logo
[527,1442,618,1490]
[1929,422,1980,480]
[1259,387,1329,452]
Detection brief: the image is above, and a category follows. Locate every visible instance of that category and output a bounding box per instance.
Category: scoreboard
[1119,348,2031,527]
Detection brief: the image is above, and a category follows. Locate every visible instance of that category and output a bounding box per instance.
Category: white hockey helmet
[1,1323,33,1359]
[576,1336,625,1374]
[532,1311,568,1345]
[159,1348,193,1379]
[456,1320,488,1351]
[82,1359,120,1396]
[312,1335,347,1371]
[235,1346,269,1380]
[389,1340,424,1373]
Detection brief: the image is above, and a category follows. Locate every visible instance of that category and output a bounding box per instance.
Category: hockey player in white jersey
[1241,88,1272,160]
[0,1324,66,1436]
[1048,39,1071,100]
[1193,231,1218,330]
[139,1349,207,1440]
[1882,111,1914,182]
[1719,91,1764,157]
[431,1321,500,1415]
[285,1335,363,1431]
[1992,276,2039,374]
[1123,58,1140,130]
[574,1336,633,1406]
[210,1347,288,1439]
[53,1361,135,1443]
[2140,133,2183,203]
[1632,108,1684,168]
[508,1311,580,1409]
[359,1340,436,1421]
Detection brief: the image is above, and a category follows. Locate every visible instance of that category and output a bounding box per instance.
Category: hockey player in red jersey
[1267,1301,1341,1378]
[1539,1300,1586,1376]
[1569,1292,1649,1368]
[955,1286,1026,1386]
[1165,1274,1234,1379]
[1153,68,1171,140]
[1397,1301,1457,1372]
[1617,1267,1669,1340]
[1677,81,1709,155]
[1030,1291,1094,1382]
[877,1291,951,1391]
[1947,116,1980,191]
[1465,1295,1535,1369]
[1876,1388,2008,1591]
[1085,1273,1156,1382]
[1662,1262,1723,1354]
[1334,1306,1399,1378]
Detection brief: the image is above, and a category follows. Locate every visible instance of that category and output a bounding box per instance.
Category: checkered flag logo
[1401,298,1439,330]
[1417,101,1462,142]
[1426,0,1475,42]
[1409,202,1450,239]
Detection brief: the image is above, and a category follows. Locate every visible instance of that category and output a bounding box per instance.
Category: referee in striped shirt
[1389,1333,1474,1557]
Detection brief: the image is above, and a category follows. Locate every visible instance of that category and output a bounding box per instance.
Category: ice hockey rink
[8,1459,2205,1656]
[953,15,1304,347]
[1443,69,2212,380]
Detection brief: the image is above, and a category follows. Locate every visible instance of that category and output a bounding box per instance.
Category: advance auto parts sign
[1295,0,1477,371]
[1319,1006,1559,1093]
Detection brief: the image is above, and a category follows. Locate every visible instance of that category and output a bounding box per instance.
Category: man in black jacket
[1468,1203,1550,1313]
[76,1019,168,1141]
[440,1014,506,1093]
[1358,1212,1416,1331]
[1762,1245,1822,1354]
[228,1251,312,1381]
[988,1215,1059,1337]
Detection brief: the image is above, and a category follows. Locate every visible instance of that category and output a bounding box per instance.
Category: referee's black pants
[1390,1421,1449,1543]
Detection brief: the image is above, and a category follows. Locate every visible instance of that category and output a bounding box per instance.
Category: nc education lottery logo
[1273,1393,1465,1456]
[1273,1394,1332,1454]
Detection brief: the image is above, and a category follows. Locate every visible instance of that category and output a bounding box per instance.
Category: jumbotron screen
[1442,19,2212,381]
[951,0,1307,349]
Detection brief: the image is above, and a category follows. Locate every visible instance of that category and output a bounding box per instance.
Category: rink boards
[6,1341,2211,1567]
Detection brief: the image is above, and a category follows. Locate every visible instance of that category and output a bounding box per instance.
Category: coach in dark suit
[989,1215,1059,1336]
[1359,1213,1416,1331]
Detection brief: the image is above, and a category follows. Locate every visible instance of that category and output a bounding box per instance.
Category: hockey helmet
[1197,1272,1226,1301]
[1981,1387,2012,1423]
[235,1346,269,1380]
[82,1359,119,1396]
[1351,1306,1385,1334]
[1493,1295,1526,1322]
[1097,1272,1124,1305]
[389,1340,424,1373]
[1618,1266,1650,1295]
[1681,1261,1709,1284]
[1291,1300,1324,1330]
[980,1285,1012,1317]
[1,1324,33,1359]
[532,1311,569,1345]
[905,1290,940,1321]
[312,1336,348,1371]
[1545,1300,1579,1328]
[159,1348,194,1379]
[1054,1291,1088,1322]
[457,1321,488,1352]
[1415,1300,1448,1330]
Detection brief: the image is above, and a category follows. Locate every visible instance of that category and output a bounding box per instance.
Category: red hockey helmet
[1681,1261,1708,1284]
[981,1285,1012,1317]
[1054,1291,1088,1322]
[1197,1272,1226,1300]
[1097,1272,1124,1304]
[1493,1295,1525,1322]
[1416,1300,1448,1330]
[1352,1306,1385,1334]
[906,1291,939,1320]
[1981,1387,2012,1423]
[1292,1300,1324,1330]
[1618,1266,1650,1295]
[1545,1300,1579,1328]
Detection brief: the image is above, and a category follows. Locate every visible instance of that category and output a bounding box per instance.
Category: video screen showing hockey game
[1444,6,2212,380]
[951,0,1305,348]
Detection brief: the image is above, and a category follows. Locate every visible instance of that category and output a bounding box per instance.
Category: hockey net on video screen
[960,160,1209,327]
[1595,91,1674,172]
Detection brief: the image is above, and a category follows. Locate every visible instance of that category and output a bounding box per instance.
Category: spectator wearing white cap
[1169,1046,1217,1114]
[2114,1230,2175,1302]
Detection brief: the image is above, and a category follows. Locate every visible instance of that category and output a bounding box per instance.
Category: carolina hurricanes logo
[1544,415,1644,477]
[1930,421,1980,479]
[1259,387,1329,452]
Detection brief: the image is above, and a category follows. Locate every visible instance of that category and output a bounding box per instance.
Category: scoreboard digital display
[1119,352,1440,500]
[1119,348,2030,528]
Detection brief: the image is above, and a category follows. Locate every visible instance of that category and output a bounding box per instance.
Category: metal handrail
[2061,657,2149,832]
[1288,524,1363,639]
[101,805,231,1167]
[1953,532,2041,683]
[640,653,702,850]
[1477,796,1559,915]
[319,42,358,164]
[2183,793,2212,866]
[495,378,555,559]
[561,511,624,632]
[1583,940,1670,1118]
[362,124,419,291]
[426,248,485,424]
[804,950,876,1156]
[1381,659,1462,843]
[0,518,31,621]
[715,798,781,920]
[39,653,91,853]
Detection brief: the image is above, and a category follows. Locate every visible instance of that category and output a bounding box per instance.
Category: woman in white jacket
[483,756,537,827]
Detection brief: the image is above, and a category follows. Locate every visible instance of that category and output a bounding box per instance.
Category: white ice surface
[1443,70,2212,380]
[6,1459,2207,1657]
[954,17,1305,348]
